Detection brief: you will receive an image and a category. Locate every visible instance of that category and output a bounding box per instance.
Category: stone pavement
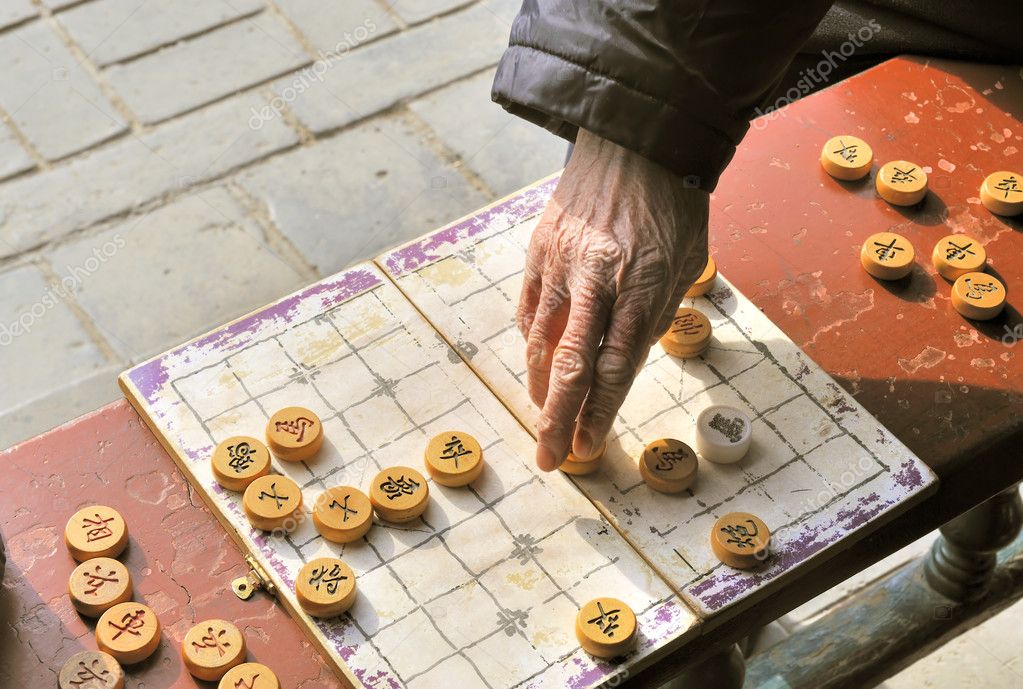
[0,0,564,450]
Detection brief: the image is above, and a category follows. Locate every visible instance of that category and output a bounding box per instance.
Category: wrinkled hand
[518,129,709,471]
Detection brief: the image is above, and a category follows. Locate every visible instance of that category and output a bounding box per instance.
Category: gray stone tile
[0,20,127,160]
[46,187,308,361]
[409,69,563,197]
[278,0,516,134]
[0,0,35,31]
[0,124,35,181]
[105,11,308,124]
[235,114,488,275]
[0,264,113,417]
[58,0,264,66]
[387,0,474,25]
[274,0,397,56]
[0,92,299,258]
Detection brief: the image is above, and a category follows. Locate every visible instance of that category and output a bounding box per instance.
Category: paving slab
[58,0,264,66]
[235,114,488,275]
[45,187,307,361]
[0,19,126,160]
[389,0,475,25]
[105,10,308,124]
[0,92,298,258]
[0,124,34,181]
[409,69,564,197]
[274,0,398,56]
[0,0,35,31]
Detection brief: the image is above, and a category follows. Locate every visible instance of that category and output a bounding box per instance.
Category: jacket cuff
[492,45,742,192]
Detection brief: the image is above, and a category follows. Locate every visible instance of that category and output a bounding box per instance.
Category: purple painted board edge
[125,266,381,406]
[688,458,927,611]
[382,174,560,277]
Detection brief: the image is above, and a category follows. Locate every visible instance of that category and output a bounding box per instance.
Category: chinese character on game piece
[720,519,760,549]
[257,482,289,509]
[69,658,110,688]
[995,175,1021,199]
[227,442,257,472]
[654,448,690,472]
[82,514,115,543]
[872,238,904,261]
[329,494,358,523]
[963,277,998,300]
[671,312,703,336]
[108,609,147,640]
[83,563,120,596]
[890,166,917,184]
[380,474,420,501]
[191,626,231,657]
[832,139,858,162]
[945,241,975,261]
[275,417,314,442]
[586,601,622,637]
[439,436,472,468]
[308,563,347,595]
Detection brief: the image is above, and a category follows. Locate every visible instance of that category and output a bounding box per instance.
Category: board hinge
[231,555,278,600]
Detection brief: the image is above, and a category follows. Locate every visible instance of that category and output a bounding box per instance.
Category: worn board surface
[120,263,698,689]
[379,173,938,621]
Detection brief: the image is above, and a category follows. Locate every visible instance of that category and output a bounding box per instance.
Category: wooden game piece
[211,436,272,491]
[295,557,357,618]
[423,431,484,487]
[951,272,1007,321]
[659,307,712,359]
[219,662,280,689]
[820,135,873,180]
[370,467,429,522]
[59,650,124,689]
[65,505,129,562]
[931,235,986,281]
[265,406,323,462]
[182,619,246,681]
[860,231,915,280]
[875,160,928,206]
[69,557,132,617]
[696,405,752,464]
[979,170,1023,216]
[96,602,161,664]
[242,475,303,532]
[575,597,638,658]
[711,512,771,569]
[559,440,606,476]
[312,486,373,543]
[684,256,717,297]
[639,439,698,494]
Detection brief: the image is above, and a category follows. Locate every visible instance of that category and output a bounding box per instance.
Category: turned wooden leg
[661,643,745,689]
[925,485,1022,602]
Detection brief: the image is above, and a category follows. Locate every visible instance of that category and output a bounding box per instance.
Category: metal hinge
[231,555,277,600]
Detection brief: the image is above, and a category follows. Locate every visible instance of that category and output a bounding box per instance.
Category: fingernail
[573,428,593,460]
[536,444,560,472]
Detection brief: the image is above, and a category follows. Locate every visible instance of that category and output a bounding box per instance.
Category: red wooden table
[2,56,1020,688]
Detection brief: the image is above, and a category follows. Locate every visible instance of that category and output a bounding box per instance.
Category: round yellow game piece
[211,436,272,491]
[243,474,303,532]
[265,406,323,462]
[219,662,281,689]
[860,231,915,280]
[931,235,986,281]
[951,272,1007,321]
[369,467,429,523]
[295,557,357,618]
[182,619,246,681]
[96,602,161,665]
[575,597,638,659]
[660,307,712,359]
[639,439,698,494]
[65,505,129,562]
[69,557,132,617]
[980,171,1023,216]
[312,486,373,543]
[423,431,484,487]
[710,512,770,570]
[59,650,124,689]
[559,441,606,476]
[684,256,717,297]
[875,160,928,206]
[820,135,873,180]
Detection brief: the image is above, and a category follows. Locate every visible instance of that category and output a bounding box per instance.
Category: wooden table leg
[925,484,1023,602]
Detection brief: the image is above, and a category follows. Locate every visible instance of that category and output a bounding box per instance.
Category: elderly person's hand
[518,129,710,471]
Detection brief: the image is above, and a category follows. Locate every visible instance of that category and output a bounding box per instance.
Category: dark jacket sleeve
[492,1,833,191]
